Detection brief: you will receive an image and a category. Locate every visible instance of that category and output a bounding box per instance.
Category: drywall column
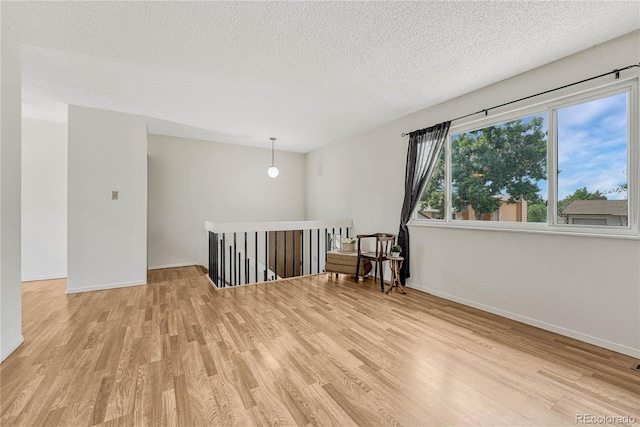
[22,119,67,281]
[67,106,147,293]
[0,28,24,362]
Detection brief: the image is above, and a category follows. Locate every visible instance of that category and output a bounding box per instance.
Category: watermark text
[576,414,636,425]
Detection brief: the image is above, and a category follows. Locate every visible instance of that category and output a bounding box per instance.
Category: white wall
[305,31,640,357]
[0,28,24,362]
[148,134,306,269]
[67,106,147,293]
[22,118,67,281]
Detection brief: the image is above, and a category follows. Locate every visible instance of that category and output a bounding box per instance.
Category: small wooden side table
[386,256,406,294]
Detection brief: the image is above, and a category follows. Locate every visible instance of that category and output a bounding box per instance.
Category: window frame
[411,77,638,238]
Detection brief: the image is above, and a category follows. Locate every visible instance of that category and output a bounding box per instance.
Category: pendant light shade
[267,137,279,178]
[267,165,279,178]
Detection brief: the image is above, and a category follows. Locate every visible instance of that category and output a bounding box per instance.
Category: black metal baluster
[233,233,237,285]
[275,231,279,280]
[228,245,233,286]
[254,232,258,283]
[216,238,221,285]
[301,230,304,275]
[219,240,224,287]
[309,229,312,274]
[210,232,218,285]
[284,230,287,278]
[316,229,320,274]
[264,231,268,281]
[244,232,248,285]
[237,253,241,285]
[208,232,213,282]
[221,234,226,287]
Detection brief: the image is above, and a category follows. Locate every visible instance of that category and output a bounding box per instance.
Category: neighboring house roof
[562,200,628,216]
[418,209,439,219]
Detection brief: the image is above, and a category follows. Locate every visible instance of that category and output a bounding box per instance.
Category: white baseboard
[66,279,147,294]
[22,272,67,282]
[406,280,640,358]
[1,335,24,362]
[148,262,198,270]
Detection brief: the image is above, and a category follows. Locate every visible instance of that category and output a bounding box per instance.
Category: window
[556,92,628,227]
[417,149,445,220]
[451,113,547,223]
[415,80,637,235]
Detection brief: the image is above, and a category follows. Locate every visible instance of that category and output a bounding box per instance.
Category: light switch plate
[111,191,118,200]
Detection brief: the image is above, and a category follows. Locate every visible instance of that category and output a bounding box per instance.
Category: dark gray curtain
[398,121,451,285]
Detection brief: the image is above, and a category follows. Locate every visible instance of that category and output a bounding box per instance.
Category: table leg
[385,260,395,294]
[396,280,406,294]
[386,259,407,295]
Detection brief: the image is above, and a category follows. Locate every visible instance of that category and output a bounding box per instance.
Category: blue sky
[557,92,628,201]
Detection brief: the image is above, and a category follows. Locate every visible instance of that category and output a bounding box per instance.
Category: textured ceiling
[2,1,639,152]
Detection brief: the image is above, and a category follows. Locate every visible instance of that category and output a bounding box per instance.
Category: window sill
[408,219,640,240]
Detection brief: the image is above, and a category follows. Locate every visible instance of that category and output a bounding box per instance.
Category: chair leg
[355,257,361,282]
[379,261,384,292]
[374,262,378,281]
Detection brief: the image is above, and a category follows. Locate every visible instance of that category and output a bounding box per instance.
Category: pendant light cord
[270,137,276,166]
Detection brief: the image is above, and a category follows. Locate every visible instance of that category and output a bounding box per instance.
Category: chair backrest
[356,233,396,258]
[375,234,395,257]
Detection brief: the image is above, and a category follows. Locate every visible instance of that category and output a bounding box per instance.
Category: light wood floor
[1,266,638,426]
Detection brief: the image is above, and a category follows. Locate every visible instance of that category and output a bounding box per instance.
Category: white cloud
[556,91,627,200]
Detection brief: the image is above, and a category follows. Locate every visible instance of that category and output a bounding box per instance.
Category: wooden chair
[354,233,395,292]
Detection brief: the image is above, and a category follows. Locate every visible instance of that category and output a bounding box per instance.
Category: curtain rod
[401,62,640,137]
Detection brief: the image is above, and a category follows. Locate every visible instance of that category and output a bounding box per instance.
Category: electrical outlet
[111,191,118,200]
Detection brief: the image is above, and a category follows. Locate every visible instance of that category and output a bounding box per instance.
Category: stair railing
[206,219,353,288]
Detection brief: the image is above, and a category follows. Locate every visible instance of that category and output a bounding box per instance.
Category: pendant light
[267,137,279,178]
